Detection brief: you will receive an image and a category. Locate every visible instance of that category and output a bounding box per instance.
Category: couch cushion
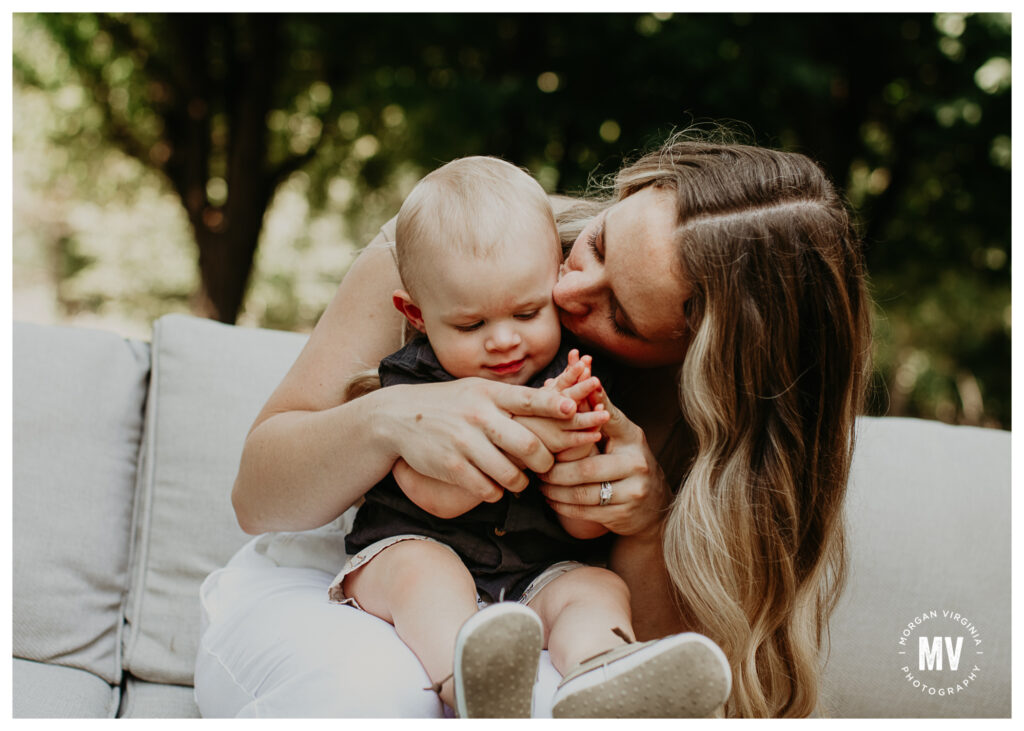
[820,416,1010,717]
[118,677,201,718]
[122,314,308,684]
[12,658,120,718]
[13,322,149,686]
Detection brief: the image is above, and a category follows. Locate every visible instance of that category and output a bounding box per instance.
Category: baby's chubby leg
[526,566,634,675]
[529,566,732,718]
[343,539,478,708]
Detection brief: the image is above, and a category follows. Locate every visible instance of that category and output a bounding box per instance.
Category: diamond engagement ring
[599,481,614,506]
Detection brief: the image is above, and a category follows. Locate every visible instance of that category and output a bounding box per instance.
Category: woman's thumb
[593,386,633,439]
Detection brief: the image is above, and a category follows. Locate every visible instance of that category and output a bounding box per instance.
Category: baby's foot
[552,631,731,718]
[453,602,544,718]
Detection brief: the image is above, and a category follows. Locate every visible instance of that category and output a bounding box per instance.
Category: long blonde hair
[559,133,872,717]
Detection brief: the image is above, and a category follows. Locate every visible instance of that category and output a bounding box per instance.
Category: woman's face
[553,186,691,367]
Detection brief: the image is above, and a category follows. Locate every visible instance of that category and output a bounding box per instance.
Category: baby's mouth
[485,358,526,375]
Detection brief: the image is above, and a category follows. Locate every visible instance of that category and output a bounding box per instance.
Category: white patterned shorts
[327,533,586,609]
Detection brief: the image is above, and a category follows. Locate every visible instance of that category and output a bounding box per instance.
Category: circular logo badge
[898,609,984,698]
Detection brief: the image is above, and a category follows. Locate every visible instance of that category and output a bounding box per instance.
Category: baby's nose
[487,324,522,351]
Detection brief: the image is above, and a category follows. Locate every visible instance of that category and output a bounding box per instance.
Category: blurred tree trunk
[158,14,307,323]
[161,15,277,322]
[34,13,326,323]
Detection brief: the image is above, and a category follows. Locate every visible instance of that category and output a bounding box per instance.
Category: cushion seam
[122,319,163,676]
[112,337,151,687]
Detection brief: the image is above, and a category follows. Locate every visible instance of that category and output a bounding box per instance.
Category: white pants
[194,532,562,717]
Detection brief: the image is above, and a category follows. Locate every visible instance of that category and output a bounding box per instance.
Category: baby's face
[415,219,562,385]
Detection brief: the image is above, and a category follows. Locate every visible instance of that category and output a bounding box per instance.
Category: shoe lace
[424,672,454,694]
[427,628,633,694]
[574,627,635,666]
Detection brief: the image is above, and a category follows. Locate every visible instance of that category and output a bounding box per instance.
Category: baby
[329,157,731,718]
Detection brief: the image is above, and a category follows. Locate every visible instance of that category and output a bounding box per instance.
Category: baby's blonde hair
[344,156,557,402]
[395,156,558,298]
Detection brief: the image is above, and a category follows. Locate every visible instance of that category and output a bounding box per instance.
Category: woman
[196,133,871,718]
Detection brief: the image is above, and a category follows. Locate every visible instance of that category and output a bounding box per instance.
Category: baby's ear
[392,289,427,333]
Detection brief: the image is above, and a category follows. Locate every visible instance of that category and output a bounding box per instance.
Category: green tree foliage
[12,12,1010,427]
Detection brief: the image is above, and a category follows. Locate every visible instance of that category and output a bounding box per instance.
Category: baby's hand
[544,350,603,408]
[542,353,609,539]
[542,349,586,393]
[545,350,605,462]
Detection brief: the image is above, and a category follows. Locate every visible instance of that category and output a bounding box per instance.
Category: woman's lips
[485,358,526,375]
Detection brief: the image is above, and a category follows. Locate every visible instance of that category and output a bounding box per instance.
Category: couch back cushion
[13,322,150,685]
[121,314,308,684]
[821,416,1010,717]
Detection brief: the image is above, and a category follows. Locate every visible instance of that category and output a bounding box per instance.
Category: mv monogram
[897,610,983,697]
[917,636,963,671]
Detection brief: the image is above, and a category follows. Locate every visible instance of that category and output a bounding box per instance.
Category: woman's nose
[552,267,594,316]
[485,324,522,352]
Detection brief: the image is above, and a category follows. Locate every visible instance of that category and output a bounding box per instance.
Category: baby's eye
[514,310,539,321]
[454,322,483,332]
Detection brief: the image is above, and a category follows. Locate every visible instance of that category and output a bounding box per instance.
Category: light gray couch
[11,314,1012,718]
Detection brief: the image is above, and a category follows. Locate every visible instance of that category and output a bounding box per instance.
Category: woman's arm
[232,224,591,535]
[385,356,610,521]
[609,529,686,640]
[535,388,684,637]
[232,235,405,533]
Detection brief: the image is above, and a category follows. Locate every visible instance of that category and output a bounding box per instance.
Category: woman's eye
[607,299,637,338]
[454,322,483,332]
[587,228,604,263]
[514,310,539,320]
[607,311,634,337]
[585,223,606,266]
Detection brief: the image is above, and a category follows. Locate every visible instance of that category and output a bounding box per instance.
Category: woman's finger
[487,380,578,418]
[540,451,633,486]
[543,488,664,537]
[591,385,641,441]
[539,482,613,507]
[469,421,553,482]
[559,376,603,404]
[548,429,603,453]
[444,435,531,495]
[544,497,629,529]
[478,415,548,464]
[509,414,605,458]
[383,379,579,497]
[566,410,610,430]
[393,458,504,507]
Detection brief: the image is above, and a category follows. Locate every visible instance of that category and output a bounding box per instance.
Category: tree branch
[94,14,179,88]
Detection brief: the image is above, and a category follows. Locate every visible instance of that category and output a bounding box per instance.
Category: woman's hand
[392,458,491,519]
[375,377,606,503]
[538,387,670,537]
[513,352,610,459]
[529,350,609,539]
